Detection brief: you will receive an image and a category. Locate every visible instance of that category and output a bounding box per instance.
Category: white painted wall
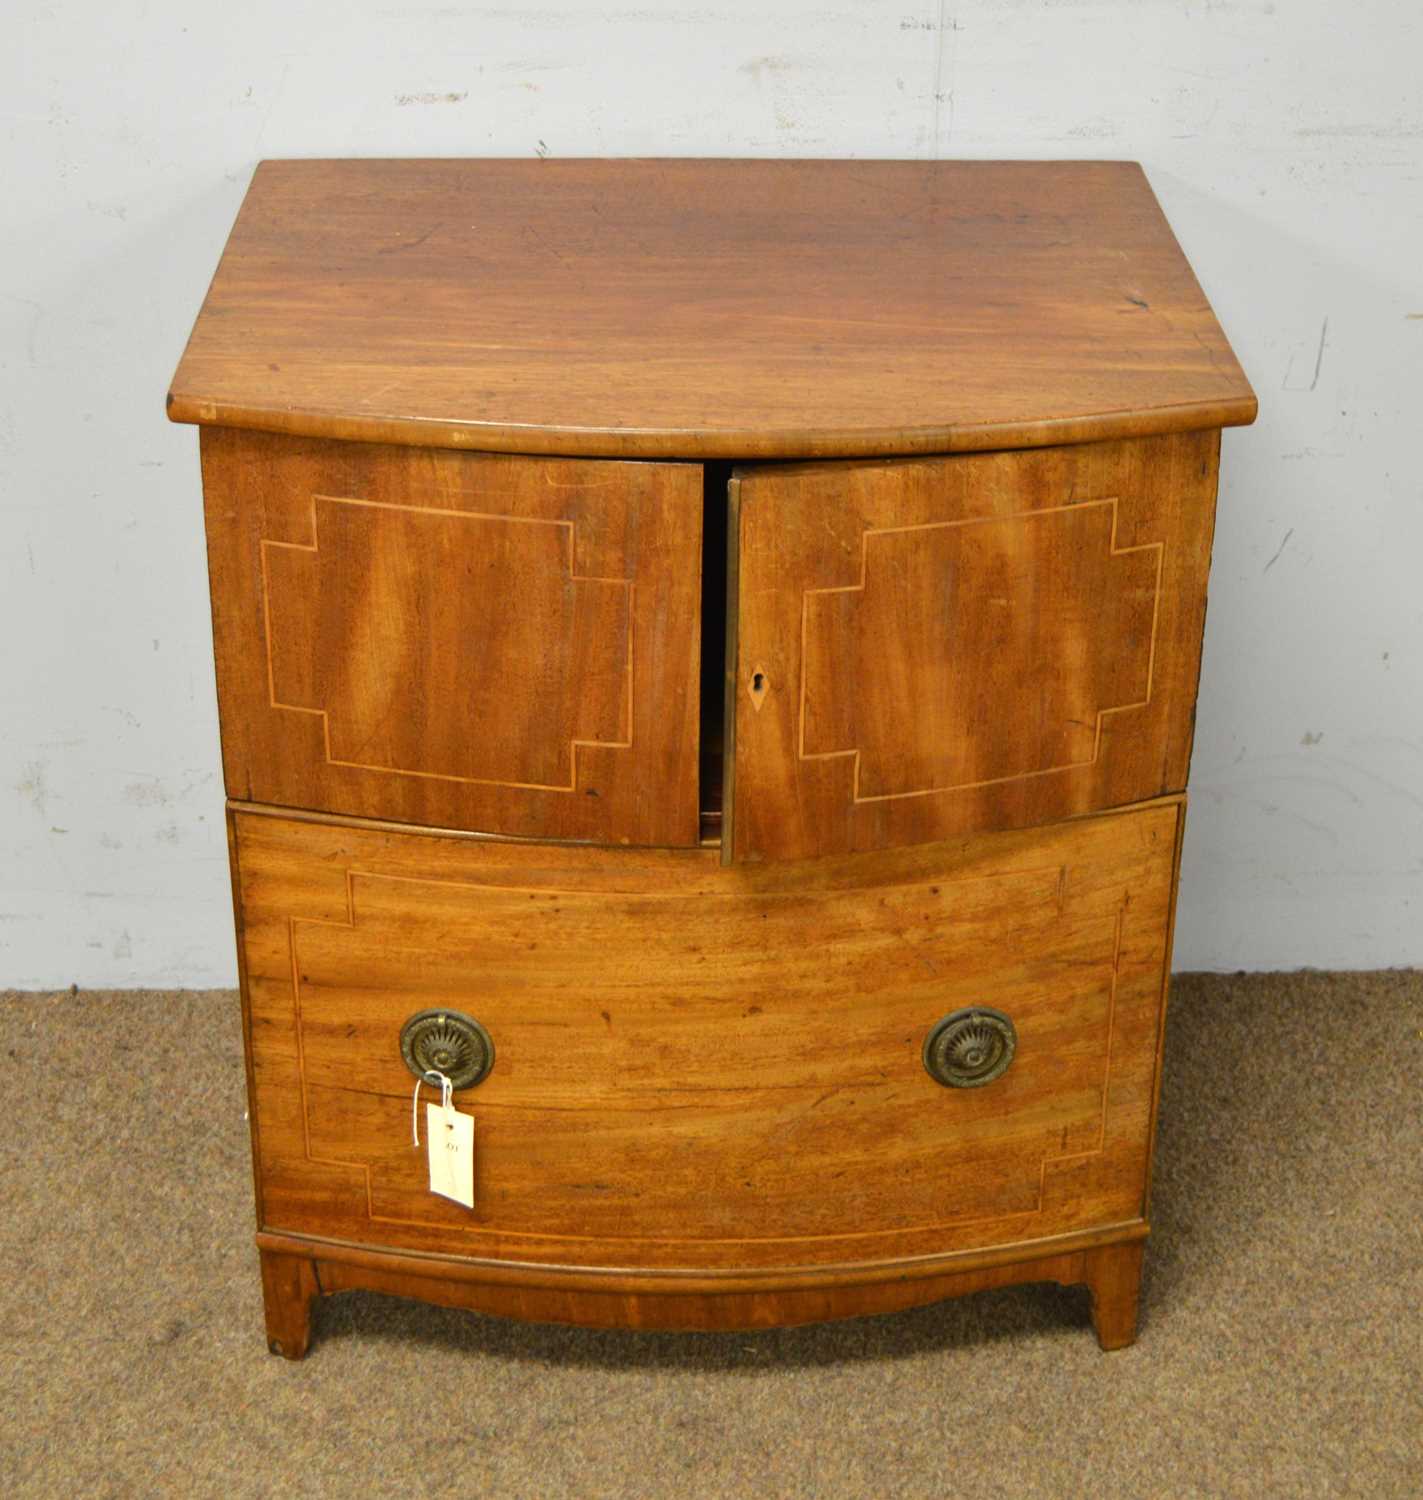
[2,1,1420,985]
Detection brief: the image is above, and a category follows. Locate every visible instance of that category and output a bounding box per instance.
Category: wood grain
[729,432,1218,862]
[202,428,702,845]
[255,1228,1148,1353]
[169,159,1255,460]
[230,797,1181,1280]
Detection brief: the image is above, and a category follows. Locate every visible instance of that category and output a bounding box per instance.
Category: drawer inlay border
[277,860,1129,1249]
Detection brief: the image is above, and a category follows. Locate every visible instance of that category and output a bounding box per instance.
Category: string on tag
[412,1069,453,1147]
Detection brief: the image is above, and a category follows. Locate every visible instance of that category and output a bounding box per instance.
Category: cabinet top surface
[168,158,1256,460]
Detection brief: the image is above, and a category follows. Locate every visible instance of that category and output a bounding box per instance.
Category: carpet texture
[2,971,1420,1498]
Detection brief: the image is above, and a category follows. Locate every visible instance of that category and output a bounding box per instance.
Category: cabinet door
[203,429,702,846]
[727,432,1218,862]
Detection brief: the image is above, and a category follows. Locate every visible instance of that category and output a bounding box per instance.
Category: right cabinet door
[727,432,1219,862]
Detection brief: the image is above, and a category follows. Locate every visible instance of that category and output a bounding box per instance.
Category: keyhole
[748,669,770,712]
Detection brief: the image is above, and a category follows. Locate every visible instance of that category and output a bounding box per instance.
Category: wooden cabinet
[171,158,1254,1357]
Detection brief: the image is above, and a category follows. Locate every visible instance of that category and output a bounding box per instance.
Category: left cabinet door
[201,429,703,847]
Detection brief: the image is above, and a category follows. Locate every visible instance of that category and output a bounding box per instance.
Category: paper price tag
[426,1101,475,1209]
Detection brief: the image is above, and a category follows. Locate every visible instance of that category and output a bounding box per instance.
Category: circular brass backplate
[922,1007,1017,1089]
[399,1008,494,1091]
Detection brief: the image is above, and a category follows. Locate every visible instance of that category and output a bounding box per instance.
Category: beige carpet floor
[2,970,1420,1499]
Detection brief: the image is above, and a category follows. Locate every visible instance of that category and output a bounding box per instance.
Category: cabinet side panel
[200,429,702,846]
[731,432,1219,861]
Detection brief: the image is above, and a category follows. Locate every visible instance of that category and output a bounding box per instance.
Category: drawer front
[232,799,1181,1273]
[202,429,702,846]
[727,432,1218,861]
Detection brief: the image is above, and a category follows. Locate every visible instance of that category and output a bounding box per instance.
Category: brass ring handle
[399,1009,495,1091]
[922,1007,1016,1089]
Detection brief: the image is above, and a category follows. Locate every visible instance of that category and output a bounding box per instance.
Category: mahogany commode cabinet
[168,158,1256,1357]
